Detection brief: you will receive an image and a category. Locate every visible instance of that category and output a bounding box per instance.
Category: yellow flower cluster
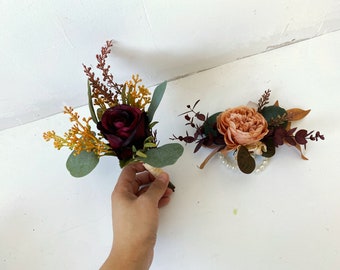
[123,74,151,109]
[43,106,111,156]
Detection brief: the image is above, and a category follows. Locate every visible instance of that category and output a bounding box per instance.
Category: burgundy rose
[97,104,150,160]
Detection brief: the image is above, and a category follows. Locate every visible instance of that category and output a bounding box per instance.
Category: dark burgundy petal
[96,105,150,161]
[116,148,134,160]
[105,134,124,149]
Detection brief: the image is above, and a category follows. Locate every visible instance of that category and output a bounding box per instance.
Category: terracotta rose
[216,106,269,149]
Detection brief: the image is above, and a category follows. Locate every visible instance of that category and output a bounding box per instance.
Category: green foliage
[149,121,159,129]
[261,138,276,158]
[119,158,131,168]
[96,108,105,121]
[138,143,184,167]
[203,112,222,137]
[260,105,287,127]
[147,81,167,121]
[66,150,99,177]
[237,146,256,174]
[136,150,147,158]
[87,80,98,124]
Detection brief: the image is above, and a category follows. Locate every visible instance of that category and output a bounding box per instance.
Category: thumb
[145,172,169,203]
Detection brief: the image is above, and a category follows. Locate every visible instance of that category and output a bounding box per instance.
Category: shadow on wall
[108,42,209,85]
[107,32,325,87]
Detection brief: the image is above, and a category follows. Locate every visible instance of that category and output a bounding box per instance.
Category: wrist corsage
[172,90,324,174]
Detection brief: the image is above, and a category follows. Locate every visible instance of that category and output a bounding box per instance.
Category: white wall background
[1,31,340,269]
[1,0,340,130]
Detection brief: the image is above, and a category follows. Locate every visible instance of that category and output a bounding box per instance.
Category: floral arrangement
[172,90,324,174]
[43,40,183,185]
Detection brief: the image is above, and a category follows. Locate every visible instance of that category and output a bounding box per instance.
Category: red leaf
[287,127,297,136]
[284,136,296,146]
[196,113,206,121]
[295,129,308,145]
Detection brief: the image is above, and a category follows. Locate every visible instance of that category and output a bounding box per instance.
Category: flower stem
[168,181,176,192]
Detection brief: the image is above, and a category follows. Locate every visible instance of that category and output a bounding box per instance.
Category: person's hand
[100,162,173,270]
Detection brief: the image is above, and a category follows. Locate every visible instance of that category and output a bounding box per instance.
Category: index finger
[115,162,146,193]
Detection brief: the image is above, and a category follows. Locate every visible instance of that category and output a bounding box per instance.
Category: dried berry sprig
[257,89,271,111]
[83,40,124,110]
[171,100,225,164]
[83,41,151,113]
[178,100,206,127]
[83,65,117,110]
[96,40,122,91]
[172,100,207,144]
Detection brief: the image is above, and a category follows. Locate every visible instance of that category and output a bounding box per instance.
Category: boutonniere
[44,40,183,186]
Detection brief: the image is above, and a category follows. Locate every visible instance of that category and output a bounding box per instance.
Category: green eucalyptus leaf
[149,121,159,129]
[136,150,147,158]
[97,108,105,121]
[144,142,157,148]
[237,146,256,174]
[138,143,183,167]
[87,80,98,124]
[66,150,99,177]
[143,137,155,145]
[147,81,167,122]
